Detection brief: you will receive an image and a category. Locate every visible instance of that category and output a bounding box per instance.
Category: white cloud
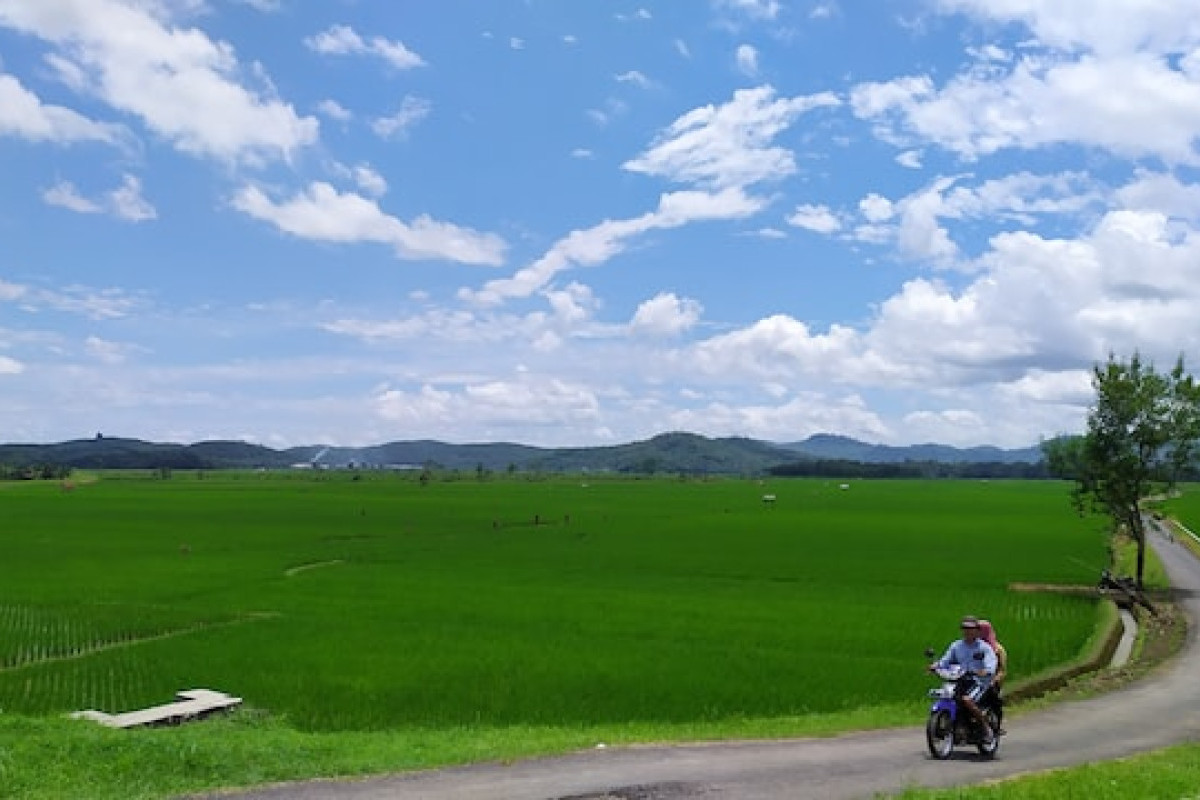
[43,181,102,214]
[787,203,841,234]
[937,0,1200,56]
[859,193,894,222]
[0,72,121,145]
[109,174,156,221]
[353,165,388,197]
[735,44,759,77]
[316,99,352,122]
[0,355,24,375]
[305,24,425,70]
[810,3,838,20]
[615,70,654,89]
[623,85,840,190]
[713,0,781,21]
[668,392,891,444]
[691,315,861,383]
[463,187,764,306]
[43,174,156,221]
[850,171,1100,266]
[29,283,141,320]
[85,335,139,365]
[851,4,1200,166]
[629,293,703,337]
[374,377,601,435]
[0,0,319,163]
[372,96,431,139]
[467,86,836,308]
[233,182,507,265]
[1115,170,1200,222]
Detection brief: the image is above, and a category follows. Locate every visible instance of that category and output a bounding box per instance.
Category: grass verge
[890,743,1200,799]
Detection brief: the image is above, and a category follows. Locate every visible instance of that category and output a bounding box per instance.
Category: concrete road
[196,527,1200,800]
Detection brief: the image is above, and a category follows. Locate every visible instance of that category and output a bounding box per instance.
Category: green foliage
[0,476,1107,732]
[1060,352,1200,587]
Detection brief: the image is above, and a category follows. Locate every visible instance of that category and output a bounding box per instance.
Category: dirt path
[194,527,1200,800]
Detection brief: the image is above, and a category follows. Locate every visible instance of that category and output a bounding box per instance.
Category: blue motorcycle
[925,662,1001,759]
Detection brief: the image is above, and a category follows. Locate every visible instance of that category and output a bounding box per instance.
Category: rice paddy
[0,473,1109,732]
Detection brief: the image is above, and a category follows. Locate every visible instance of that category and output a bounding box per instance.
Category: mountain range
[0,432,1047,475]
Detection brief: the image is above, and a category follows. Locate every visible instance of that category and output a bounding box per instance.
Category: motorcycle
[924,659,1001,759]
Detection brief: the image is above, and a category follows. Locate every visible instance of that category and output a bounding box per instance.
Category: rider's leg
[961,687,996,742]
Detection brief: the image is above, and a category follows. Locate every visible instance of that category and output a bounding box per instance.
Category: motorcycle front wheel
[926,710,954,759]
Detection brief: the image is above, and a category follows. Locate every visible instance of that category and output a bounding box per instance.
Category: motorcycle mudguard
[930,698,957,719]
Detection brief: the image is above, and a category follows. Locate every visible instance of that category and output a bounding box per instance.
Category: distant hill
[0,432,1047,475]
[781,434,1043,465]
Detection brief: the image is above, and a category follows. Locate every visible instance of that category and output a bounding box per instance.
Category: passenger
[979,618,1007,733]
[978,619,1007,688]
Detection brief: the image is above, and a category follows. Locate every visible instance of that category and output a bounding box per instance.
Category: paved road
[197,526,1200,800]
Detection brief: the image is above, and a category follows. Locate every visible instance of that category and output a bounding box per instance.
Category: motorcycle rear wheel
[926,710,954,759]
[976,708,1001,758]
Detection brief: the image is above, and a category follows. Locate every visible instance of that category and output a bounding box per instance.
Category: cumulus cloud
[629,293,703,337]
[0,0,318,163]
[853,3,1200,164]
[849,171,1100,267]
[937,0,1200,56]
[667,392,891,444]
[787,203,841,234]
[374,377,601,435]
[233,182,507,265]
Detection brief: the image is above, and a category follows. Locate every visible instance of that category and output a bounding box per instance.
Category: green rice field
[0,473,1110,732]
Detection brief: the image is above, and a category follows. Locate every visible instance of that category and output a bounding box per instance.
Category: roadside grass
[889,742,1200,799]
[0,705,932,800]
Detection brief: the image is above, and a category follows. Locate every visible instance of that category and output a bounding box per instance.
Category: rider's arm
[931,642,957,670]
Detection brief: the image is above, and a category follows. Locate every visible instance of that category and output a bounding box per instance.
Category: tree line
[0,463,72,481]
[769,459,1050,479]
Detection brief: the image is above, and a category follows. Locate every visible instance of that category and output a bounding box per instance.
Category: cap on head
[961,615,980,629]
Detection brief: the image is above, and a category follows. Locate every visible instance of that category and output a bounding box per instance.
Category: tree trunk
[1131,511,1147,590]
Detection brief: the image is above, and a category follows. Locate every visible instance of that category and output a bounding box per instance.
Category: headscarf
[978,619,1000,651]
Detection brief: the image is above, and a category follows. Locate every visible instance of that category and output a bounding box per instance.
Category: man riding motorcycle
[928,615,999,748]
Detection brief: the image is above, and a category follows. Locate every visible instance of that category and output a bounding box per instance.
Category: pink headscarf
[978,619,1000,651]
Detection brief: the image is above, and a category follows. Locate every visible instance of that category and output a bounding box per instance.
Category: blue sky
[2,0,1199,449]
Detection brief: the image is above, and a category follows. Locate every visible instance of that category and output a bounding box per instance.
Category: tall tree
[1053,352,1200,588]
